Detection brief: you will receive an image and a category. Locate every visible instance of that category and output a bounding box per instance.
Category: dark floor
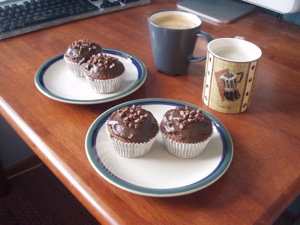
[0,163,299,225]
[0,164,100,225]
[274,213,300,225]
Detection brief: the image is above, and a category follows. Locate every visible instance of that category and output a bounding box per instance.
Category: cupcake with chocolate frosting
[106,105,159,157]
[64,39,102,76]
[160,106,213,158]
[84,53,125,93]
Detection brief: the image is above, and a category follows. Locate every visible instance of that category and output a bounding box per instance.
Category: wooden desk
[1,1,299,224]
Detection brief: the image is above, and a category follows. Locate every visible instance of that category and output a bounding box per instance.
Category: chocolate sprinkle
[175,106,206,129]
[86,53,120,73]
[117,105,148,129]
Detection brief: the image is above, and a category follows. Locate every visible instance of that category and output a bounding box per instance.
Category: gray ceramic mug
[148,10,213,75]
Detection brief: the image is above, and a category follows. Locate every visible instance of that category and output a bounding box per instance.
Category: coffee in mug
[151,14,198,29]
[148,10,213,75]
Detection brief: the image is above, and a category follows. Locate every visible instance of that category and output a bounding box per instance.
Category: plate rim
[34,48,147,104]
[85,98,234,197]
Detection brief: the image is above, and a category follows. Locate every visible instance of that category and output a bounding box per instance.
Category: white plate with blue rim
[34,48,147,104]
[85,98,233,197]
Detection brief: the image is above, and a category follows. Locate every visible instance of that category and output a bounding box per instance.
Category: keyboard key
[0,0,150,40]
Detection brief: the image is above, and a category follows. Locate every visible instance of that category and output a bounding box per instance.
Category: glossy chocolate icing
[64,39,102,64]
[107,105,159,143]
[160,106,212,143]
[84,53,125,80]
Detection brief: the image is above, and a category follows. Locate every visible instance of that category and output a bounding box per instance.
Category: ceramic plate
[86,98,233,197]
[34,49,147,104]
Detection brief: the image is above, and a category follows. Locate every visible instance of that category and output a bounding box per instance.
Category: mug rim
[148,10,202,30]
[207,38,262,62]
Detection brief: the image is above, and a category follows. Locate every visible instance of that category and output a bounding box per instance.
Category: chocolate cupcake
[84,53,125,93]
[64,39,102,76]
[160,106,213,158]
[106,105,159,157]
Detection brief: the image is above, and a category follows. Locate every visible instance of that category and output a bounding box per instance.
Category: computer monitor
[242,0,300,14]
[177,0,300,23]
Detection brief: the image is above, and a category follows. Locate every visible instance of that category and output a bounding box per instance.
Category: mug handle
[188,31,213,63]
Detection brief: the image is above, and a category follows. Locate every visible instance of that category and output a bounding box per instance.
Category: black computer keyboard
[0,0,150,40]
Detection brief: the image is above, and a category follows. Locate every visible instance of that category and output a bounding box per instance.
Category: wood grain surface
[1,1,300,224]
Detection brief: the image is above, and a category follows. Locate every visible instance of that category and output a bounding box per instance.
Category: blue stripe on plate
[34,48,146,104]
[86,98,233,197]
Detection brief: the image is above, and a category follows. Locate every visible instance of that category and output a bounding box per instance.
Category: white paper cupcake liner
[64,55,85,77]
[106,125,158,158]
[110,135,157,158]
[85,74,124,94]
[161,132,212,158]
